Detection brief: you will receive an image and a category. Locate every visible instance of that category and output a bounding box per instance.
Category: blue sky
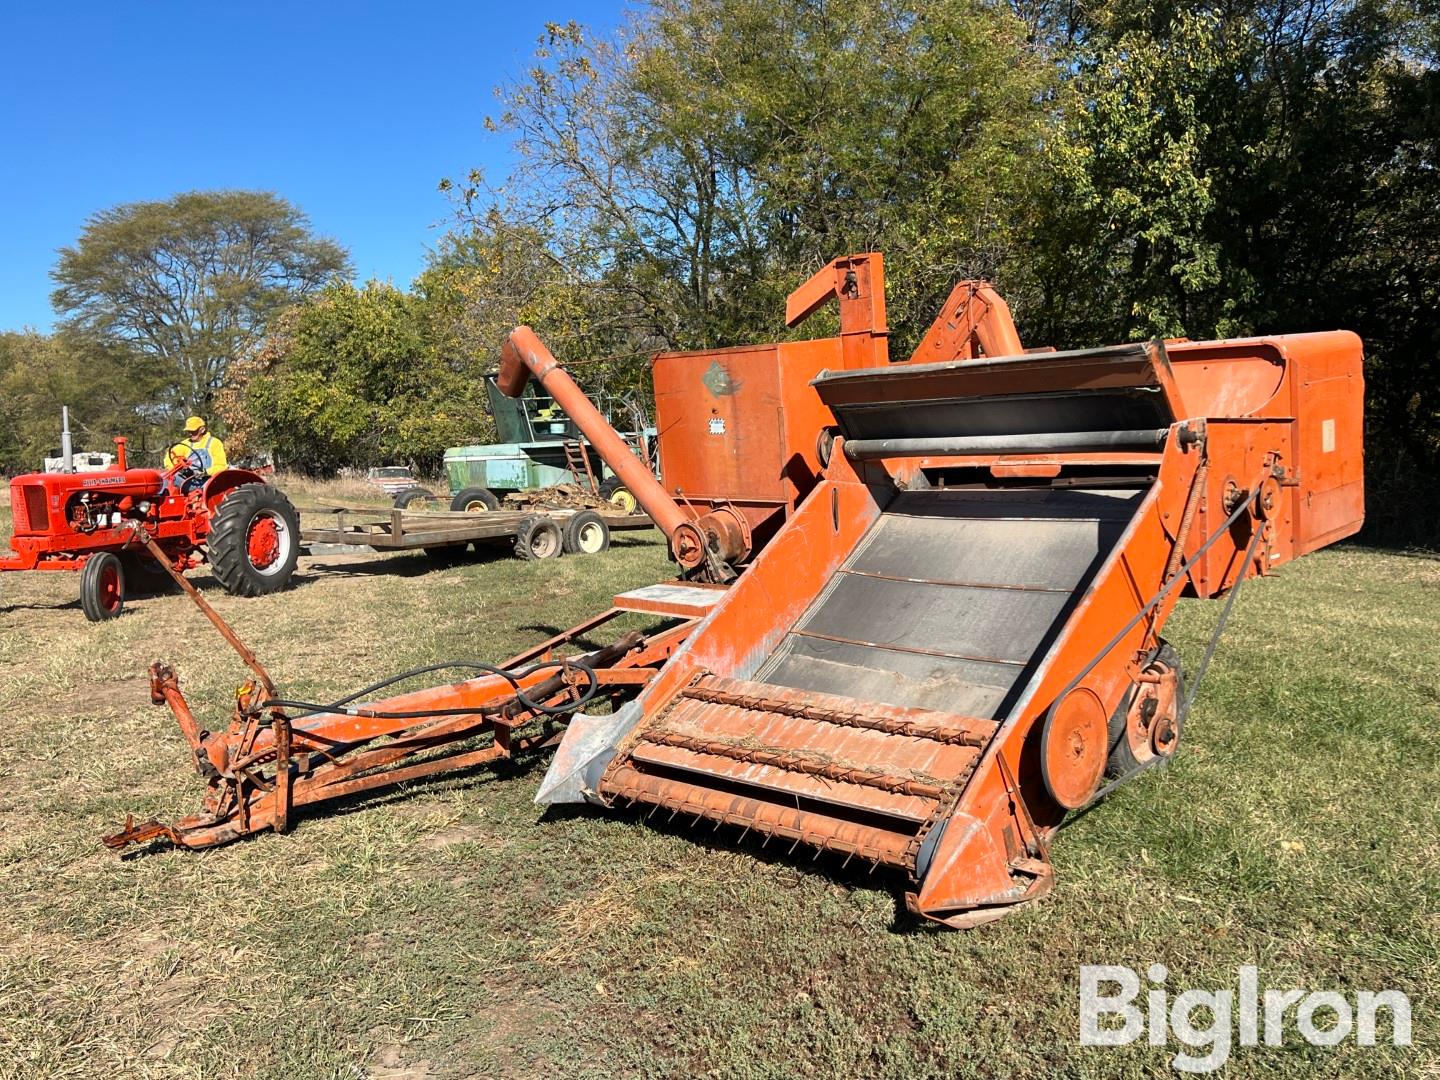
[0,1,624,332]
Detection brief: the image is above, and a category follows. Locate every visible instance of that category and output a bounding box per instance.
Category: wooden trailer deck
[298,506,654,552]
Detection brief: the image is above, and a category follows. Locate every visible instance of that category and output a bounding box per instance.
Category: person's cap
[184,416,205,433]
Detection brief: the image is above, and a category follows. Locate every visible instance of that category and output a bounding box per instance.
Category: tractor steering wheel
[168,447,208,494]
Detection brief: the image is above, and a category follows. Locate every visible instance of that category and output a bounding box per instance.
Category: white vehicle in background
[43,450,114,473]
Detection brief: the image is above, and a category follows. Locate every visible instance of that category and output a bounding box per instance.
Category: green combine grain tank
[441,375,654,513]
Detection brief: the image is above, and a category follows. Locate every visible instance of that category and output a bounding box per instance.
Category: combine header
[106,255,1363,928]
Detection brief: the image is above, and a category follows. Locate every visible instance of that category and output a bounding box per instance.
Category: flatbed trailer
[297,505,654,558]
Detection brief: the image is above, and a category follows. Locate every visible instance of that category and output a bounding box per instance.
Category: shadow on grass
[540,799,928,935]
[1334,537,1440,559]
[116,746,560,861]
[295,547,515,580]
[0,597,83,614]
[607,535,663,548]
[514,624,611,652]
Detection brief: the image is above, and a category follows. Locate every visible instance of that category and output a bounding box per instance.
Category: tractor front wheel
[121,550,178,596]
[80,552,126,622]
[209,483,301,597]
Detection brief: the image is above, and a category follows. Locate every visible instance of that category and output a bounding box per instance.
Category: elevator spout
[497,327,749,580]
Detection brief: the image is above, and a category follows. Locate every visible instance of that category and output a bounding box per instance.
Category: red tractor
[1,437,300,621]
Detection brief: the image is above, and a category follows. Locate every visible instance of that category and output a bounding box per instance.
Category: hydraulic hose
[259,657,598,720]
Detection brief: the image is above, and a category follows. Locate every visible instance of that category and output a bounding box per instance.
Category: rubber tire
[394,487,438,509]
[80,551,125,622]
[514,515,563,560]
[598,477,639,515]
[450,486,500,512]
[209,483,301,597]
[121,550,178,596]
[562,510,611,555]
[1106,642,1185,778]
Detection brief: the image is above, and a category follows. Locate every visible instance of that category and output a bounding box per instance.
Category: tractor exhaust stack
[60,406,74,473]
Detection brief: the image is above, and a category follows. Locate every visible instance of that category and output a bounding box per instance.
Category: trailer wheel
[451,486,500,512]
[394,487,439,510]
[599,477,638,514]
[80,552,125,621]
[562,510,610,555]
[209,483,301,597]
[514,515,563,560]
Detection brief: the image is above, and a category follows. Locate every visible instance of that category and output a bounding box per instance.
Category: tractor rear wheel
[450,486,500,512]
[209,483,301,597]
[80,552,126,622]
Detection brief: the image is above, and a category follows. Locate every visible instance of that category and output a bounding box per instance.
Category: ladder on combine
[562,438,598,492]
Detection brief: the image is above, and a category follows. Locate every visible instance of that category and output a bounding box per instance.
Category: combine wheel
[1106,643,1185,778]
[80,552,125,622]
[451,486,500,512]
[562,510,610,555]
[394,487,439,510]
[514,515,563,560]
[598,477,638,515]
[209,483,301,597]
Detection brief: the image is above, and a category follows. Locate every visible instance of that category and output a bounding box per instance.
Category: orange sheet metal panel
[1167,331,1364,558]
[651,337,843,513]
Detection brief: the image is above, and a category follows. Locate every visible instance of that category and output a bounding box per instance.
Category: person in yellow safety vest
[167,416,229,477]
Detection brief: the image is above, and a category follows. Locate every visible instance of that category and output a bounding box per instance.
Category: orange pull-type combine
[531,307,1364,927]
[107,255,1363,928]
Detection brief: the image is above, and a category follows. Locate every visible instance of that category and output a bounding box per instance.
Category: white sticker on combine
[708,418,725,435]
[1322,418,1336,453]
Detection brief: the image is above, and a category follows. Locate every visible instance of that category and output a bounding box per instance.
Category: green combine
[427,374,653,514]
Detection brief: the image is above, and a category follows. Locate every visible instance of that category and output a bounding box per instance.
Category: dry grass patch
[0,482,1436,1077]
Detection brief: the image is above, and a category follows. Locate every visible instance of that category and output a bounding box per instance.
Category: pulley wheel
[1040,688,1109,809]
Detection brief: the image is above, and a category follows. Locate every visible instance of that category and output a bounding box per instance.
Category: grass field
[0,492,1435,1079]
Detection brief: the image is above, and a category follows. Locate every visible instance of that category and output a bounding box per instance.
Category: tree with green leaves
[1014,0,1439,541]
[222,281,493,473]
[51,190,350,418]
[0,331,170,470]
[448,0,1053,366]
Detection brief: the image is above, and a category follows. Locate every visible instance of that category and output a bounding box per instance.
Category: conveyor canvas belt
[598,487,1143,871]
